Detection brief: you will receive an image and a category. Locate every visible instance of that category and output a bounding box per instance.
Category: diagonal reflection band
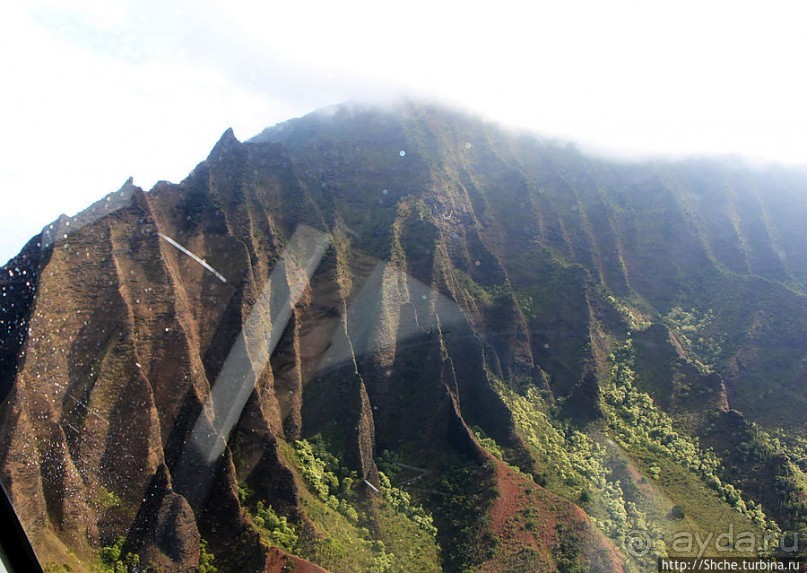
[171,225,331,510]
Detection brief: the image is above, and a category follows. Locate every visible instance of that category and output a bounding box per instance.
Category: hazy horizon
[3,0,807,264]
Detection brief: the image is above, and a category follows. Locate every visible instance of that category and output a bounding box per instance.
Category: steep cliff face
[1,102,806,572]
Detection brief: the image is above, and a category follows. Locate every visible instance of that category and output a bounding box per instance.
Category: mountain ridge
[1,100,806,572]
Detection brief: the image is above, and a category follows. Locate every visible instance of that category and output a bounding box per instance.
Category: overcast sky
[2,0,807,263]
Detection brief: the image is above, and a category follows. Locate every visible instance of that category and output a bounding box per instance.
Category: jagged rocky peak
[210,127,239,154]
[1,100,807,572]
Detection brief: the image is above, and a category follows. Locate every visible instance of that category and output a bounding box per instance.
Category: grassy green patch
[604,341,776,533]
[429,461,498,573]
[273,437,441,573]
[95,487,123,510]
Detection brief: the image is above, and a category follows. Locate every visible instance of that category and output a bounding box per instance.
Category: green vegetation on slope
[494,378,663,569]
[93,536,217,573]
[487,335,788,568]
[239,483,299,553]
[701,421,807,551]
[271,436,441,573]
[663,306,725,373]
[604,340,777,535]
[378,443,498,572]
[96,537,140,573]
[429,461,498,573]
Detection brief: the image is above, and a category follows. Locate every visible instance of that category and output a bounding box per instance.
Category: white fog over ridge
[2,0,807,264]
